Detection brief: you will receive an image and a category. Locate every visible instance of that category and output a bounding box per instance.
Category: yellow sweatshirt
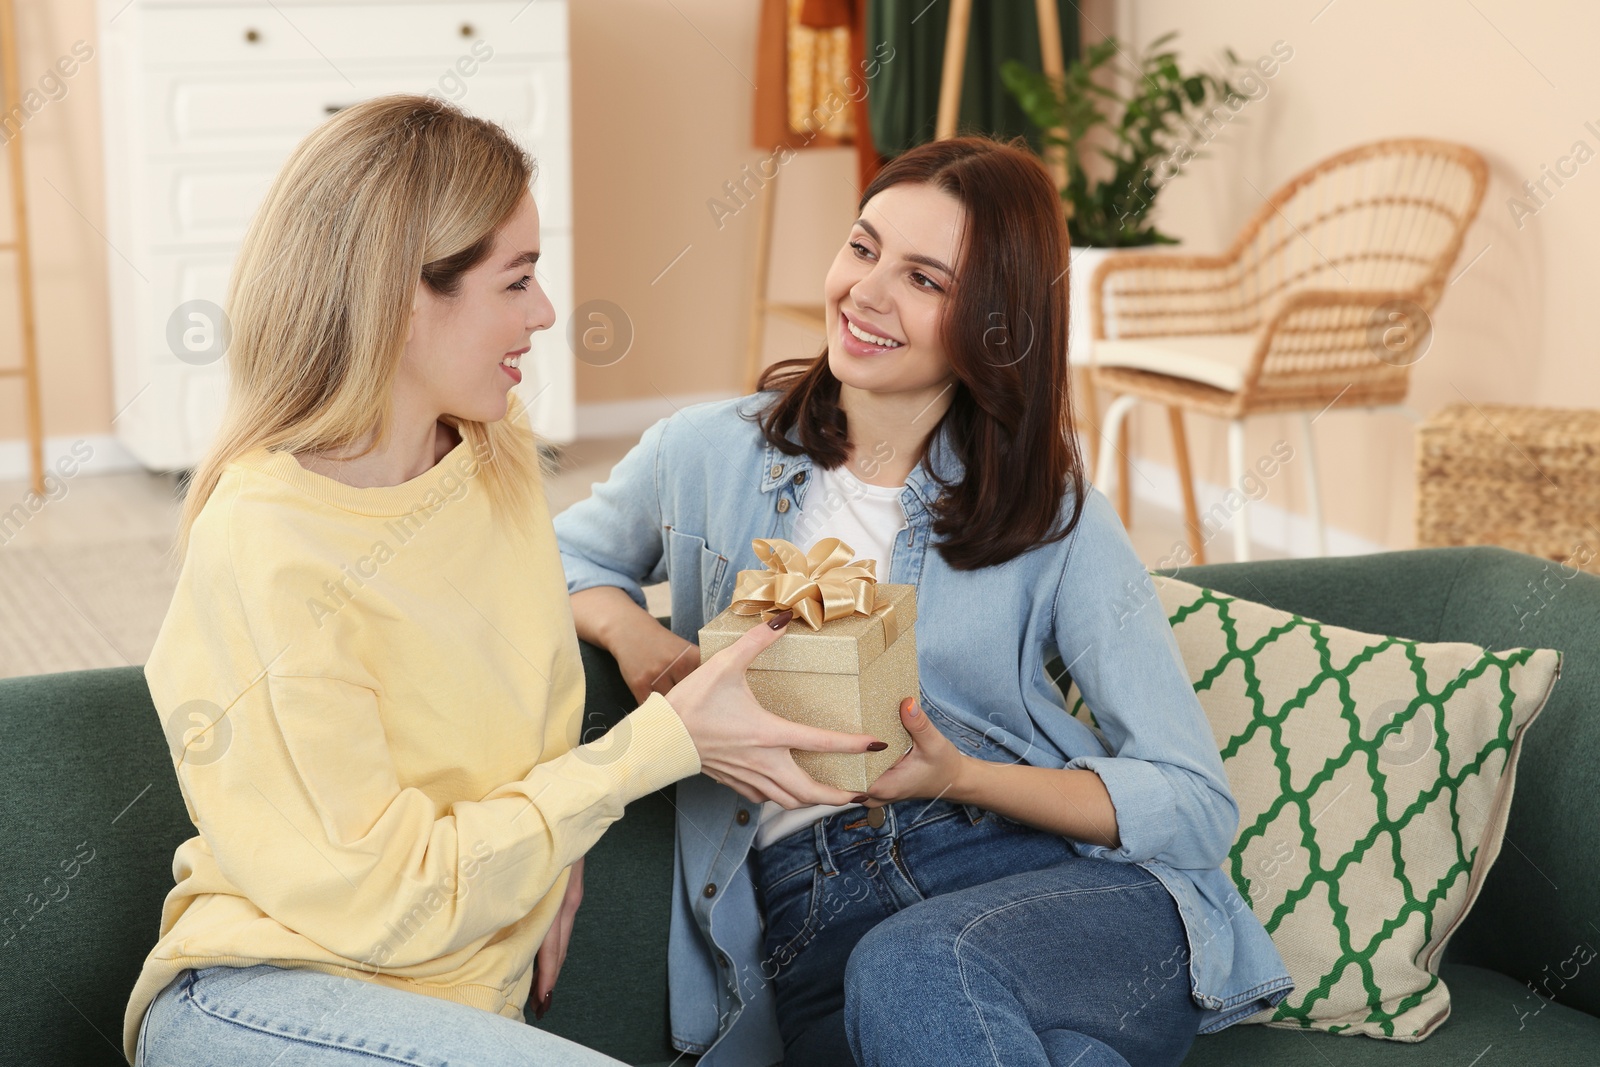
[122,434,702,1063]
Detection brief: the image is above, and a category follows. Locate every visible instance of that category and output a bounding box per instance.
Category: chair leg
[1094,393,1140,528]
[1227,418,1251,562]
[1117,411,1132,528]
[1167,406,1205,565]
[1299,412,1327,557]
[1076,364,1101,483]
[742,167,780,393]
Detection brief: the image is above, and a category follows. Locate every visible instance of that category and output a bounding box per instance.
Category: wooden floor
[0,437,1280,679]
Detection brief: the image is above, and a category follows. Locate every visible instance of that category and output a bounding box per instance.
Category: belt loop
[813,817,838,875]
[962,802,986,825]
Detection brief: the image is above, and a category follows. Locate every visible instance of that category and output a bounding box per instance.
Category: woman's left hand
[859,697,972,807]
[529,855,584,1021]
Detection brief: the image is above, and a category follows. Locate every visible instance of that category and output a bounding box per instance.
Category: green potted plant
[1001,34,1244,360]
[1001,33,1241,248]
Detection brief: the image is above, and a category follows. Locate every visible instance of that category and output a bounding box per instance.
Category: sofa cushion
[1159,547,1600,1024]
[0,665,192,1067]
[1181,963,1600,1065]
[1064,573,1562,1039]
[526,638,691,1063]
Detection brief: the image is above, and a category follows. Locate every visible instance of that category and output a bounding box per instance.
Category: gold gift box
[697,540,918,793]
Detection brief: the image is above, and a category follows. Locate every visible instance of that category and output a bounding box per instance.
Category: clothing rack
[935,0,1069,188]
[939,0,1106,479]
[743,0,1071,393]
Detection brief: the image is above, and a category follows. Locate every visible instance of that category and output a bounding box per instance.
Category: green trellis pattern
[1063,574,1561,1040]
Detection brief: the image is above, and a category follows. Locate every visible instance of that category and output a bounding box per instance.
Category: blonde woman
[123,95,890,1067]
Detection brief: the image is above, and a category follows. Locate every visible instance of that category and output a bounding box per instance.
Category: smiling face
[823,181,965,398]
[398,189,555,426]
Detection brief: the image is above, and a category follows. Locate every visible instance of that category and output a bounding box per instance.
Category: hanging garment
[866,0,1080,157]
[754,0,884,190]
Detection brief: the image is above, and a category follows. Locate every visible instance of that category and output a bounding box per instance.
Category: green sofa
[3,546,1596,1065]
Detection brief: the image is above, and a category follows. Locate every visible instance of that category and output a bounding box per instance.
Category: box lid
[698,583,917,675]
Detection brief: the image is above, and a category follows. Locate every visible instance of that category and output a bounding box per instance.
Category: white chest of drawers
[97,0,575,470]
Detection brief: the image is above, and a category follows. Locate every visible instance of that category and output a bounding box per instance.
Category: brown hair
[752,136,1087,571]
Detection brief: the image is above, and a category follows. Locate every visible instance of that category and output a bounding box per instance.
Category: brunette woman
[557,136,1292,1067]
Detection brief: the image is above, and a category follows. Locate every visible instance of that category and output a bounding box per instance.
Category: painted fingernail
[901,697,920,716]
[866,741,889,751]
[851,794,869,803]
[768,609,795,630]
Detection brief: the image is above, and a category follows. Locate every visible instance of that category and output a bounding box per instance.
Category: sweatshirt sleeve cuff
[597,691,702,805]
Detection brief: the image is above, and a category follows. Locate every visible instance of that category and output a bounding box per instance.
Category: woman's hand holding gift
[858,697,975,807]
[862,697,1122,846]
[667,610,892,810]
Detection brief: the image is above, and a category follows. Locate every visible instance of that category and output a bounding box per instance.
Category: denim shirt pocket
[666,527,730,622]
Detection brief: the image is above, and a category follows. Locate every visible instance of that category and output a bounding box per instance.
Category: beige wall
[568,0,853,407]
[0,1,109,449]
[8,0,1598,552]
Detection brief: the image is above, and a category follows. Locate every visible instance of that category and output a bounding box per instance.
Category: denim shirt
[553,394,1292,1065]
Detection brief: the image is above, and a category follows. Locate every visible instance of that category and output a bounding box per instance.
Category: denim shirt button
[776,498,790,514]
[770,464,782,478]
[735,809,750,825]
[793,471,806,485]
[703,882,718,897]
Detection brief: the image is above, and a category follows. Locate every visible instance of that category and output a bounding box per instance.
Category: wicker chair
[1087,138,1489,563]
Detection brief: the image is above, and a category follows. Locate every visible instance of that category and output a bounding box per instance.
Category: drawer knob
[244,28,260,43]
[459,22,474,37]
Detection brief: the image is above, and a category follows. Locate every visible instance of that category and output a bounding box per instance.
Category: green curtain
[866,0,1081,157]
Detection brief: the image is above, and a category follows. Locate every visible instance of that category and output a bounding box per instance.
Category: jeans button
[867,806,885,828]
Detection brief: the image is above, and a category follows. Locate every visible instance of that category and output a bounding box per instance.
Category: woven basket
[1416,403,1600,575]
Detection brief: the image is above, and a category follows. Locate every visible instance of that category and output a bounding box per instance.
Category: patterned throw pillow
[1062,573,1563,1039]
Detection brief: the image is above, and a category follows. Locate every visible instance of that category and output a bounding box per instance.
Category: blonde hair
[177,94,545,558]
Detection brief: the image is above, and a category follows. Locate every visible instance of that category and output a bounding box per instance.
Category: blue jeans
[749,798,1205,1067]
[135,962,627,1066]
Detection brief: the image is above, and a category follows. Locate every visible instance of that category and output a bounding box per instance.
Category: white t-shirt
[752,459,909,850]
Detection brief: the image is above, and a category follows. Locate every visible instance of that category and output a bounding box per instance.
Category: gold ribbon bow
[730,537,899,646]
